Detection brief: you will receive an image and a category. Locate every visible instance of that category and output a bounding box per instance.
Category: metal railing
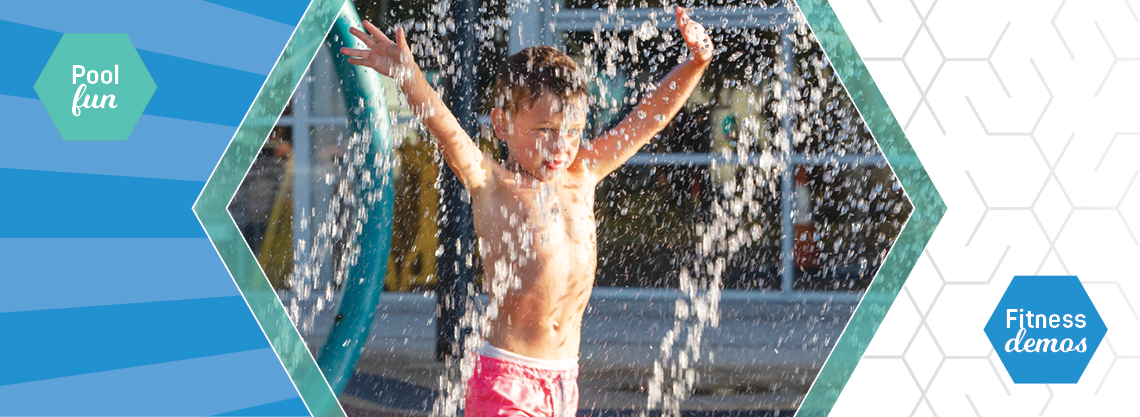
[543,4,903,295]
[551,6,791,31]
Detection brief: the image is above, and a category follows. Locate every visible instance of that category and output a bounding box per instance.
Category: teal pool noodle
[317,0,396,396]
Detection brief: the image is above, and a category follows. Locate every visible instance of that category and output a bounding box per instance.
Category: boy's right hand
[341,21,417,83]
[340,19,491,192]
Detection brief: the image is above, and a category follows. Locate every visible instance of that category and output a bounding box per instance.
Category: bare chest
[472,176,597,268]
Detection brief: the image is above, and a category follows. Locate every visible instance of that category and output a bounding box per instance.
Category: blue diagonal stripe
[0,20,61,99]
[202,0,313,26]
[0,349,303,416]
[0,297,271,387]
[214,397,310,416]
[0,168,206,238]
[138,50,267,127]
[0,95,235,181]
[0,0,294,75]
[0,238,238,313]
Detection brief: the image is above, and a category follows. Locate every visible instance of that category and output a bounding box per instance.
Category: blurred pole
[779,22,796,294]
[437,0,480,361]
[508,0,554,53]
[292,75,313,284]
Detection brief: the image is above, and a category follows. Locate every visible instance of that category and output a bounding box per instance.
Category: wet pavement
[302,288,861,415]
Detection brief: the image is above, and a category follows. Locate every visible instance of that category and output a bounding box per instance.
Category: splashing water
[278,60,396,343]
[253,0,913,415]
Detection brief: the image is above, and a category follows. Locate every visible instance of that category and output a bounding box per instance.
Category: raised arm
[579,7,713,181]
[341,21,493,191]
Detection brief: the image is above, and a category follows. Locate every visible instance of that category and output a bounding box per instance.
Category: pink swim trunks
[465,343,579,417]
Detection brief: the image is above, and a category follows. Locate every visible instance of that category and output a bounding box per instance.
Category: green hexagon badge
[34,34,156,141]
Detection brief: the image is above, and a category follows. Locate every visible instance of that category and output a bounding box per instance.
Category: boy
[342,7,711,416]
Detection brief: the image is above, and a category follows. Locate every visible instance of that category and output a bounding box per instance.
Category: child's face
[492,93,587,181]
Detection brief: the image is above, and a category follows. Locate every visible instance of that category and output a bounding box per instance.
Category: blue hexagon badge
[984,276,1107,383]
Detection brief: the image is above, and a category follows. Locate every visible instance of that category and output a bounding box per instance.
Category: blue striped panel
[0,238,238,313]
[215,397,310,416]
[0,296,271,387]
[202,0,314,26]
[0,168,206,238]
[0,0,295,75]
[0,0,313,414]
[0,349,304,416]
[0,95,236,181]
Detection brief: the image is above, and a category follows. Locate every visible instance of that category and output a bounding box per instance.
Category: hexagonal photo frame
[193,1,944,416]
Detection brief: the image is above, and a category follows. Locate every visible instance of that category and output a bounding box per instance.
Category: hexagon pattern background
[827,0,1140,415]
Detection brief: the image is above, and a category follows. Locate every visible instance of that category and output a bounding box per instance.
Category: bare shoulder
[570,144,604,187]
[463,152,509,220]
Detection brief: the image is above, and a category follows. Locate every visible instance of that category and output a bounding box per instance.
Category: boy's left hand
[675,7,713,64]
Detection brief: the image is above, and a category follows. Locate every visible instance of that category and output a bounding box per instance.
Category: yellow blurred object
[259,156,295,290]
[380,74,442,292]
[386,134,440,292]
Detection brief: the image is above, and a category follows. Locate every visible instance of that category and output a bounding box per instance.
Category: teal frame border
[193,1,349,416]
[795,1,946,416]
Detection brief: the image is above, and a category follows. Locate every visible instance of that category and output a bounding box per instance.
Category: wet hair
[492,46,588,115]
